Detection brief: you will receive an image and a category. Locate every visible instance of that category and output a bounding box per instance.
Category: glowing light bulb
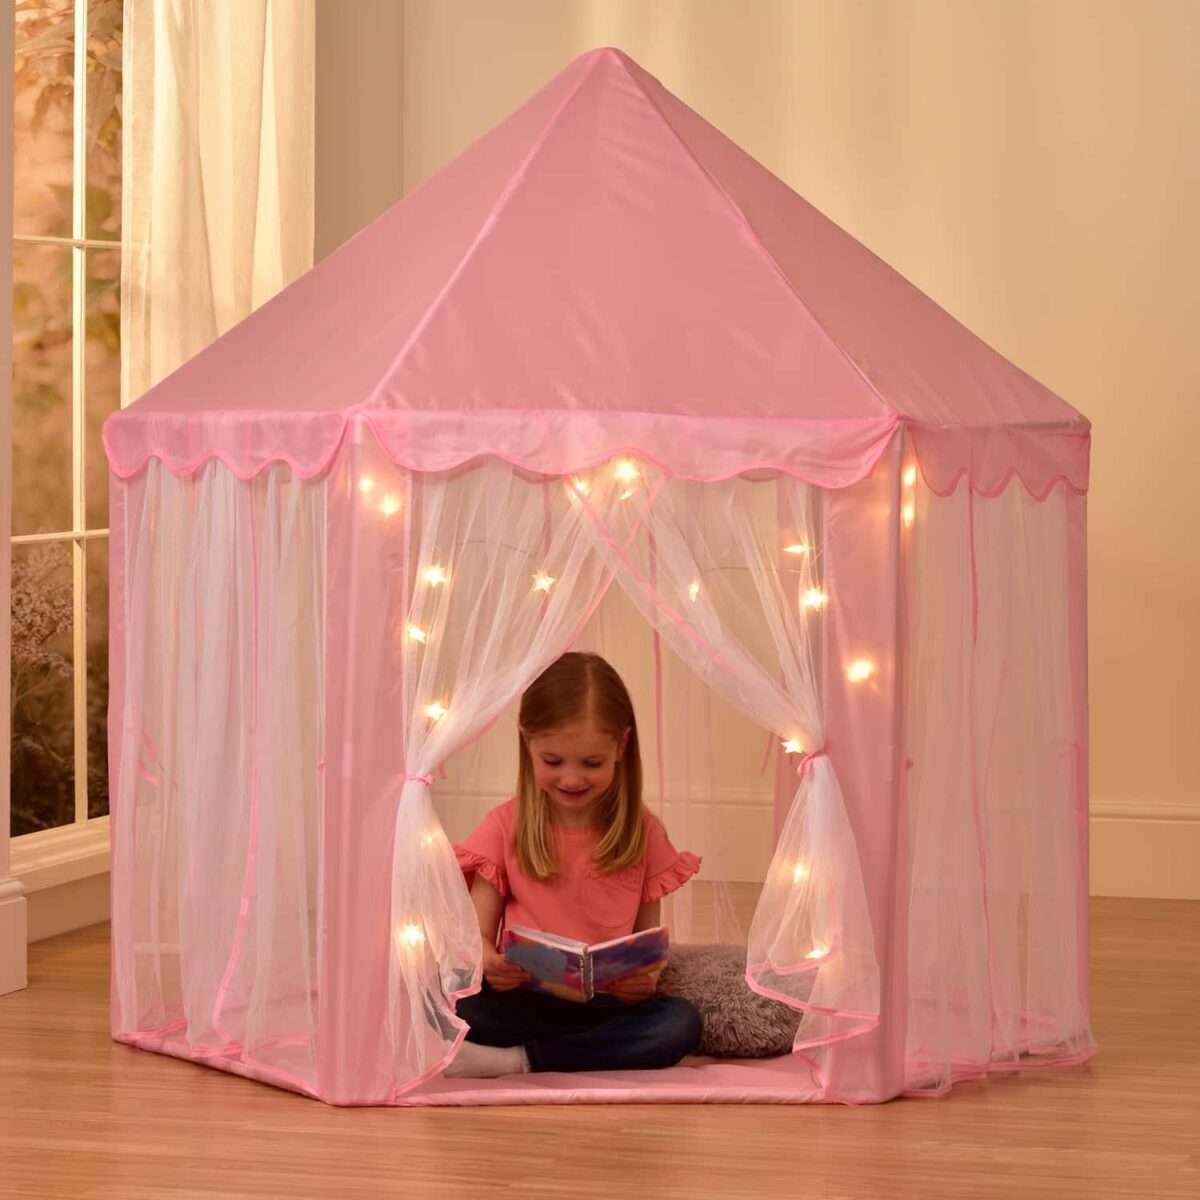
[424,701,448,722]
[406,624,428,645]
[613,459,639,483]
[806,945,829,960]
[688,580,700,602]
[358,476,376,495]
[902,501,915,527]
[532,571,556,594]
[801,588,827,611]
[847,658,876,683]
[422,565,450,587]
[397,923,426,948]
[571,477,591,496]
[379,494,401,517]
[619,488,636,501]
[421,831,439,848]
[781,738,804,755]
[792,862,810,884]
[783,543,811,555]
[903,465,918,488]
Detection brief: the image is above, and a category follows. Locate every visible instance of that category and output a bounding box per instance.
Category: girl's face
[525,720,628,823]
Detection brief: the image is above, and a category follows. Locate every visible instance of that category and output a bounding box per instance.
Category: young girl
[446,652,703,1077]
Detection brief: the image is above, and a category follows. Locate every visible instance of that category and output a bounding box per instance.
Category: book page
[589,926,670,992]
[502,927,590,1002]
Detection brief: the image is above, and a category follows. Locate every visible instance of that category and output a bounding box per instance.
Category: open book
[501,925,670,1003]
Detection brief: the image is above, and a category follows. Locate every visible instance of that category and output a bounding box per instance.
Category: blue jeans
[457,982,703,1073]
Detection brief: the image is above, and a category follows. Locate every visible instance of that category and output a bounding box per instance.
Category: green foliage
[9,544,75,836]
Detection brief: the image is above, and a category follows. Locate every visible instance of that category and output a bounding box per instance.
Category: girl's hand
[482,942,529,992]
[604,968,661,1005]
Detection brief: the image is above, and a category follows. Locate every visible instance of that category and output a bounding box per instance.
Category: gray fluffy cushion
[658,943,804,1059]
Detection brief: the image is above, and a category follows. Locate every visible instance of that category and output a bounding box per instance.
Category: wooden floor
[1,898,1198,1200]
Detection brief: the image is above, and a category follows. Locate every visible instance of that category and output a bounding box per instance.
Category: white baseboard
[26,871,110,943]
[1089,802,1200,900]
[0,877,28,993]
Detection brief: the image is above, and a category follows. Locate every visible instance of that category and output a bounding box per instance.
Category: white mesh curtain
[570,470,880,1050]
[109,459,324,1090]
[903,474,1094,1093]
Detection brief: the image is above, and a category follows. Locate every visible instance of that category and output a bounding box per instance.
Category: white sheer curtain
[110,460,325,1090]
[381,463,627,1081]
[573,469,880,1050]
[903,477,1093,1092]
[121,0,314,402]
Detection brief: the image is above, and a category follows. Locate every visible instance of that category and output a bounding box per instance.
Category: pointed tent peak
[559,45,665,95]
[572,45,640,68]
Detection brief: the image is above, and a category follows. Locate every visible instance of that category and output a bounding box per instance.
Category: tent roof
[105,47,1089,495]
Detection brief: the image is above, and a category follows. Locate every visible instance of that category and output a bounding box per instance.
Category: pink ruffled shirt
[455,798,701,945]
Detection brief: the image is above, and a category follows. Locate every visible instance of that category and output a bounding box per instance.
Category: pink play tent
[102,47,1095,1105]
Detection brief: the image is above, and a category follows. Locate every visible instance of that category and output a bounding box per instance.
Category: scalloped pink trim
[908,424,1090,500]
[915,459,1089,502]
[454,847,509,897]
[104,409,1091,502]
[643,850,701,902]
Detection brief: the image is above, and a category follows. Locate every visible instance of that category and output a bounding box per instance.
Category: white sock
[444,1041,530,1079]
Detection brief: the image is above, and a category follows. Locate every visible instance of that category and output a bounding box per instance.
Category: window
[10,0,121,838]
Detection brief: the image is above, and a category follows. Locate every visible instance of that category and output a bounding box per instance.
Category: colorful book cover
[501,925,671,1003]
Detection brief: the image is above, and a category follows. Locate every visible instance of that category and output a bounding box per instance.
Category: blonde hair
[515,652,645,881]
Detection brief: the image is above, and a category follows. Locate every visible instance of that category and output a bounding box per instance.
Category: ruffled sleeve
[642,813,701,902]
[453,805,510,897]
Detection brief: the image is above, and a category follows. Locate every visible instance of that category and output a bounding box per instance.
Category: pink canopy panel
[103,48,1095,1106]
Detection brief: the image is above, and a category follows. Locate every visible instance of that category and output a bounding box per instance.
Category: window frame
[10,0,117,873]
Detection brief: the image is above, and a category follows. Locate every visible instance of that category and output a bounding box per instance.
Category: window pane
[13,0,75,240]
[86,537,109,819]
[85,248,120,528]
[11,241,74,535]
[10,541,76,837]
[85,0,122,240]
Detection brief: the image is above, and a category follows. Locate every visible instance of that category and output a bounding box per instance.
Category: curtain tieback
[797,749,828,776]
[400,773,433,785]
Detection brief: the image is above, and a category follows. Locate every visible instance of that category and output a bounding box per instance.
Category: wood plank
[0,898,1197,1200]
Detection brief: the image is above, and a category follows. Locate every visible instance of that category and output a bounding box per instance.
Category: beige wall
[316,0,1200,896]
[315,0,405,260]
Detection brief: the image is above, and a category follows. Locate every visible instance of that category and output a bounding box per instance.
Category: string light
[902,463,917,527]
[532,571,556,594]
[847,658,876,683]
[571,477,591,496]
[781,738,804,755]
[619,488,636,501]
[806,945,829,960]
[379,494,401,517]
[613,460,639,483]
[688,581,700,602]
[397,923,426,948]
[406,624,428,645]
[358,477,376,495]
[422,565,450,587]
[792,862,810,884]
[801,588,827,611]
[424,701,448,722]
[421,831,439,848]
[783,543,811,555]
